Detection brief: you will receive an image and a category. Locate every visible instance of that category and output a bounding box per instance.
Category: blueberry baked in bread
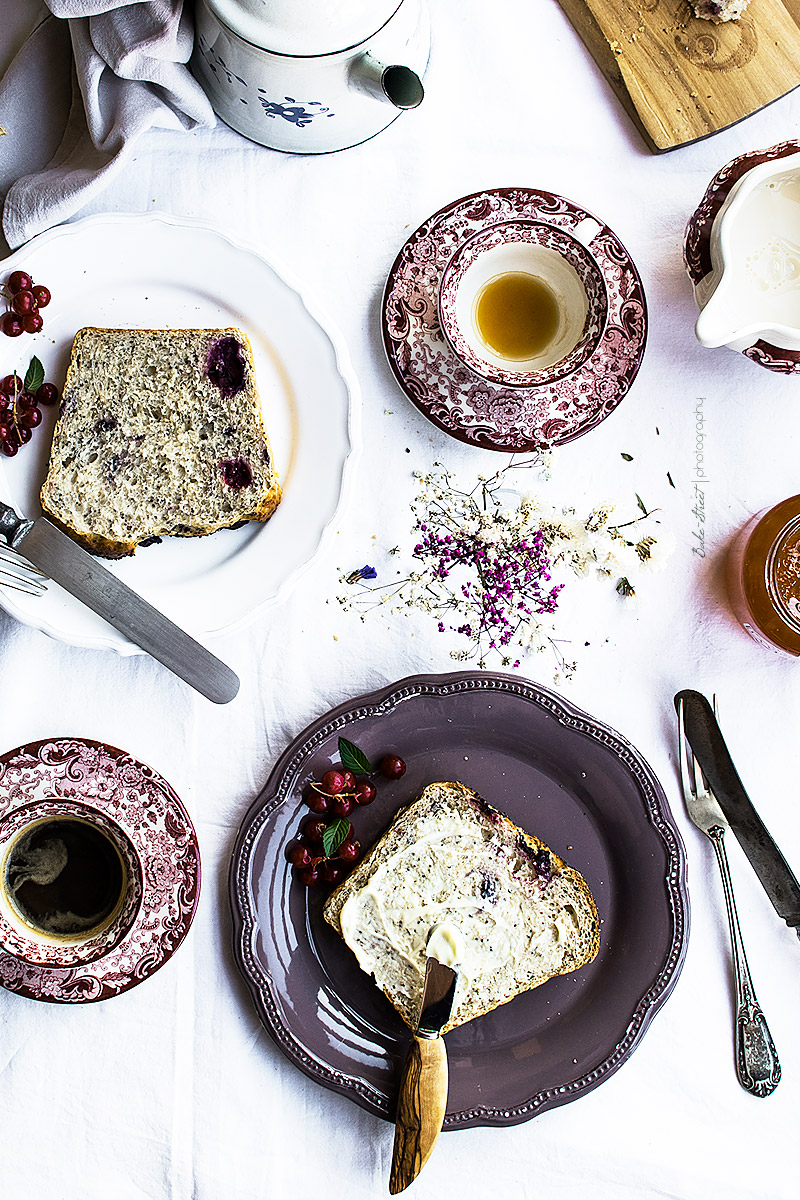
[40,327,281,558]
[323,781,600,1033]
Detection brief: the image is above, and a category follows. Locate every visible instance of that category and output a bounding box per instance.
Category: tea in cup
[438,219,607,386]
[0,800,142,968]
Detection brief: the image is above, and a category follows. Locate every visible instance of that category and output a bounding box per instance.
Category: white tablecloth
[1,2,798,1197]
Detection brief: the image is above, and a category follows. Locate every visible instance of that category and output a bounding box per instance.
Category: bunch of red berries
[1,271,51,338]
[0,358,59,457]
[287,738,407,888]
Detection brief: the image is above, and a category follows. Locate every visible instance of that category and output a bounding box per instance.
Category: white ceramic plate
[0,213,359,653]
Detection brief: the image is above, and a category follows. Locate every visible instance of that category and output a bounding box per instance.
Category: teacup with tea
[438,219,608,386]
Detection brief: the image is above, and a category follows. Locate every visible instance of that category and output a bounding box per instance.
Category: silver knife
[389,955,457,1195]
[675,689,800,936]
[0,501,240,705]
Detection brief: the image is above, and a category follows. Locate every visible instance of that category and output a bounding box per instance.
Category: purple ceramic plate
[231,672,688,1128]
[381,188,647,451]
[0,738,201,1003]
[684,140,800,374]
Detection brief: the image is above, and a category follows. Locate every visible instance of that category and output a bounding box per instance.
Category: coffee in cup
[4,817,126,939]
[0,801,142,968]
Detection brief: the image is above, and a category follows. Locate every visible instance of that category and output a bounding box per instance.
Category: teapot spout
[352,52,424,109]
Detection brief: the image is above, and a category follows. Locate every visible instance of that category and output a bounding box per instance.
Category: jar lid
[205,0,405,56]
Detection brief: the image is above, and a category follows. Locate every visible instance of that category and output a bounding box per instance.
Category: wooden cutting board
[556,0,800,151]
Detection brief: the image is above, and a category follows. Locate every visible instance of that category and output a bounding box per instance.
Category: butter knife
[675,690,800,937]
[389,956,457,1195]
[0,501,239,705]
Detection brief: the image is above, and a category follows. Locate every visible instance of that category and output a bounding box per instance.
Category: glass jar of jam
[727,495,800,656]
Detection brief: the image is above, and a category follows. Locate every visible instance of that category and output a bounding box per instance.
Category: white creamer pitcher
[693,152,800,353]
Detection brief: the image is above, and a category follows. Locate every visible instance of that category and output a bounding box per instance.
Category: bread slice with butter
[40,327,281,558]
[323,780,600,1033]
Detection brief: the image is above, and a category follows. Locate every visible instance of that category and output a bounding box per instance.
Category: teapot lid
[206,0,406,56]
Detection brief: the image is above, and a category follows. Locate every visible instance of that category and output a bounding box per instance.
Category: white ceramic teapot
[693,151,800,354]
[192,0,430,154]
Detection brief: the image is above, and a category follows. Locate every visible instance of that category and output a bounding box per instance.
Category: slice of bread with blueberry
[40,327,281,558]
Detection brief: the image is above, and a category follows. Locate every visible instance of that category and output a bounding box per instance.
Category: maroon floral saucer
[382,188,648,451]
[684,140,800,374]
[0,738,200,1003]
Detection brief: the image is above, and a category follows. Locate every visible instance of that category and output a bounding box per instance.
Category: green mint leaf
[24,356,44,394]
[323,817,350,859]
[338,736,372,775]
[621,452,633,462]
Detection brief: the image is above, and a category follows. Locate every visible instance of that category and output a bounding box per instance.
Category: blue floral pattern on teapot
[257,94,335,127]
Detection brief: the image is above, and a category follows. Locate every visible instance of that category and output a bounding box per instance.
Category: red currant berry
[338,838,361,864]
[7,271,32,294]
[19,407,42,429]
[302,817,327,845]
[0,423,10,441]
[355,780,377,805]
[320,769,346,795]
[305,787,332,815]
[22,311,43,334]
[340,769,357,792]
[16,390,36,412]
[11,290,36,316]
[1,313,24,337]
[36,382,59,407]
[287,842,314,870]
[380,754,407,780]
[297,864,322,887]
[32,285,51,308]
[0,438,19,457]
[331,793,355,819]
[322,861,345,886]
[1,374,22,394]
[18,426,32,444]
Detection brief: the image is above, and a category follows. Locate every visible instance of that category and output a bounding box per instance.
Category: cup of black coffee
[0,800,143,968]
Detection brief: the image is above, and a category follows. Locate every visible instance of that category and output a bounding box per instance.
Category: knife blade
[389,955,457,1195]
[0,501,239,705]
[674,689,800,932]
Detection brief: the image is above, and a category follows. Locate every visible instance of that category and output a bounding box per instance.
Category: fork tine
[692,747,711,797]
[0,574,45,596]
[0,548,48,596]
[0,548,46,577]
[677,699,695,800]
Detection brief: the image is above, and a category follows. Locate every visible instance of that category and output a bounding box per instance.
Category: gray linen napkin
[0,0,215,251]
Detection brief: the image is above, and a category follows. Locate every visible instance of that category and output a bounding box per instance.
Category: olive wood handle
[389,1035,448,1195]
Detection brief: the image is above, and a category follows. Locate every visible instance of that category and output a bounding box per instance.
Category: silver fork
[678,697,780,1097]
[0,546,47,597]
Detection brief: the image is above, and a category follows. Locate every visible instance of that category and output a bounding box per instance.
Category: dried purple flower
[336,456,668,679]
[345,564,378,585]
